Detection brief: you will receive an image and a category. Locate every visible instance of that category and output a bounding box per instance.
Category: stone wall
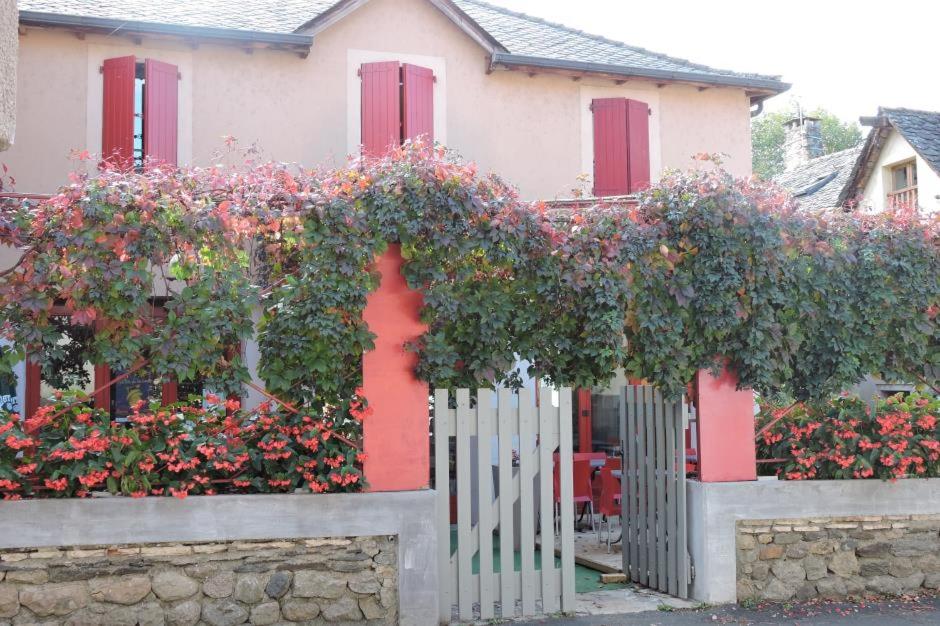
[0,536,397,625]
[736,514,940,603]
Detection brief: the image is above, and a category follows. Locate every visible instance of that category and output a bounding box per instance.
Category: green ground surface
[450,528,627,594]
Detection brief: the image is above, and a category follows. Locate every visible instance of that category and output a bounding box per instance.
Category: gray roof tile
[883,107,940,175]
[19,0,786,90]
[774,144,864,211]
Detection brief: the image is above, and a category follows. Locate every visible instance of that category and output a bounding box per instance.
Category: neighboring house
[846,107,940,214]
[772,115,863,211]
[775,108,940,214]
[0,0,14,152]
[0,0,789,420]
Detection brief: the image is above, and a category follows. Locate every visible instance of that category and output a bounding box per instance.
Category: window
[887,160,918,209]
[24,305,199,420]
[591,98,650,197]
[0,370,16,412]
[102,56,179,169]
[360,61,434,157]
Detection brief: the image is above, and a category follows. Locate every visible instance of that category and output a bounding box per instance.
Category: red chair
[553,459,596,536]
[597,464,622,551]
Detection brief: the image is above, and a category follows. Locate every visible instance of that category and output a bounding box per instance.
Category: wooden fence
[620,385,692,598]
[434,387,575,622]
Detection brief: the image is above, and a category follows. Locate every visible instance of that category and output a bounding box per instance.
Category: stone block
[281,598,321,621]
[866,575,902,596]
[828,551,860,577]
[152,570,199,601]
[20,582,89,617]
[770,560,805,584]
[201,598,249,626]
[804,555,826,581]
[815,576,847,599]
[0,584,18,618]
[233,573,265,604]
[165,599,201,626]
[759,545,784,560]
[293,570,347,599]
[321,595,363,622]
[250,601,280,625]
[203,571,235,598]
[761,577,795,601]
[5,569,48,584]
[88,575,151,605]
[141,545,193,557]
[264,571,291,599]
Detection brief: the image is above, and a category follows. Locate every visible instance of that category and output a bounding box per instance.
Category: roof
[17,0,788,94]
[882,108,940,175]
[841,107,940,206]
[774,144,864,211]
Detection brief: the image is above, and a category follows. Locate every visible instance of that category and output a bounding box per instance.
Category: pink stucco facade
[4,0,761,198]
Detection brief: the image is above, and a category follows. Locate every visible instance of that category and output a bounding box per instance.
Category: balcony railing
[887,187,918,210]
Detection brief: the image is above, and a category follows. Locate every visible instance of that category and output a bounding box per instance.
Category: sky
[489,0,939,123]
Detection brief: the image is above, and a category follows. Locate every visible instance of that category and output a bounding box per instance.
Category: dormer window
[887,160,917,209]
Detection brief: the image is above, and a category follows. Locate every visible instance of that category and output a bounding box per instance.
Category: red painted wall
[694,366,757,482]
[361,245,430,491]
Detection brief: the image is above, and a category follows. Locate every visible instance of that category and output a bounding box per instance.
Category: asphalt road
[511,595,940,625]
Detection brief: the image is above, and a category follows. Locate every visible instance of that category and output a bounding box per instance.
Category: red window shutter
[101,55,136,168]
[360,61,402,157]
[401,63,434,143]
[625,99,651,193]
[591,98,629,196]
[143,59,179,166]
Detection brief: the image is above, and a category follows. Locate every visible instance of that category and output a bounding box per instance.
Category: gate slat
[434,389,452,623]
[477,389,496,619]
[558,388,575,612]
[537,388,556,613]
[665,395,678,597]
[455,389,474,619]
[497,388,516,618]
[636,386,648,585]
[518,388,537,615]
[655,389,667,592]
[623,386,636,582]
[677,402,690,598]
[645,386,657,585]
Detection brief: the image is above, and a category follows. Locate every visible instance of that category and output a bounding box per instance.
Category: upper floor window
[887,160,917,209]
[591,98,650,197]
[360,62,434,157]
[102,56,179,169]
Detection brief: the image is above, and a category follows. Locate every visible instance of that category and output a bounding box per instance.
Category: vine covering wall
[0,143,937,497]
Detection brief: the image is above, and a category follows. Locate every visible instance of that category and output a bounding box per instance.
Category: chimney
[783,115,823,170]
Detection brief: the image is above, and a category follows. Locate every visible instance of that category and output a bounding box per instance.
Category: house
[774,108,940,213]
[4,0,787,197]
[847,107,940,213]
[0,0,788,421]
[773,115,862,211]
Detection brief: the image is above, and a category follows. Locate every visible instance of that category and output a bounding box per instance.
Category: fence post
[694,366,757,482]
[361,244,430,491]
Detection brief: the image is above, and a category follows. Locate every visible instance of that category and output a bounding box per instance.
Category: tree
[752,107,863,180]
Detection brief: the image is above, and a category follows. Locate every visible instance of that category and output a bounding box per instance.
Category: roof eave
[490,52,790,95]
[18,11,314,55]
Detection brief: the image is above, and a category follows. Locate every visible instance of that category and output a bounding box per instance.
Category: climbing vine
[0,143,937,440]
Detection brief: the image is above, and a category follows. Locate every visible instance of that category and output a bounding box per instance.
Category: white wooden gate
[619,385,692,598]
[434,387,575,623]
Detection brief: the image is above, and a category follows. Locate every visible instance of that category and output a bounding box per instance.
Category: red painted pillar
[362,245,430,491]
[694,366,757,482]
[576,388,593,453]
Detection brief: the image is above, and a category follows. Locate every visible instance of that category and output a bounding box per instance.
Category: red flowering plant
[757,392,940,480]
[0,391,364,500]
